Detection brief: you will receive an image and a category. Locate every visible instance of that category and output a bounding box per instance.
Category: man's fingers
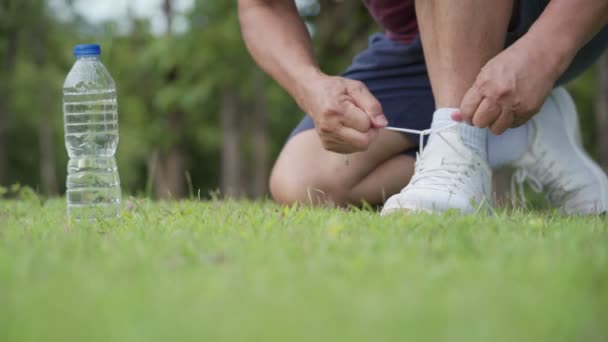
[322,128,377,153]
[451,111,464,122]
[460,86,483,125]
[347,81,388,128]
[336,126,374,151]
[340,101,372,133]
[471,98,501,128]
[489,109,514,135]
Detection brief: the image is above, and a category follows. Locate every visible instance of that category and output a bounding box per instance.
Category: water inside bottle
[66,156,121,220]
[63,89,118,158]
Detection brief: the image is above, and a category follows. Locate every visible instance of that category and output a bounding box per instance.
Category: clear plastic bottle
[63,44,121,219]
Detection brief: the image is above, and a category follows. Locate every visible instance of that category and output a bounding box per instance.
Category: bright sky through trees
[49,0,194,35]
[48,0,319,35]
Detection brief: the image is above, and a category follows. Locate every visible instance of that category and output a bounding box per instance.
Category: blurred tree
[314,0,377,74]
[0,0,22,185]
[251,69,270,198]
[1,0,74,194]
[220,86,242,197]
[29,0,59,194]
[149,0,188,199]
[184,0,273,198]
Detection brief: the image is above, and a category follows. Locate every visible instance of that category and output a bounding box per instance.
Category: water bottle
[63,44,121,219]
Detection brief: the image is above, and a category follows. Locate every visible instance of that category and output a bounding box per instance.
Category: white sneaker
[381,125,492,215]
[512,87,608,215]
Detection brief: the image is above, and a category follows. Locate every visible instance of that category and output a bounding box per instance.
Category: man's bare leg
[415,0,514,107]
[270,129,416,206]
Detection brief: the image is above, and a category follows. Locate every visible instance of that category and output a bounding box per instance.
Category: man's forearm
[238,0,323,106]
[521,0,608,77]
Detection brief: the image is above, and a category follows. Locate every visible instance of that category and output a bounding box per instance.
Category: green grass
[1,198,607,342]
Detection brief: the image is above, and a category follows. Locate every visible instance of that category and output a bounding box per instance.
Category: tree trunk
[0,32,18,186]
[152,140,187,199]
[596,52,608,171]
[151,0,187,199]
[220,88,242,198]
[38,123,58,195]
[152,104,187,198]
[32,15,58,195]
[162,0,173,36]
[251,71,270,198]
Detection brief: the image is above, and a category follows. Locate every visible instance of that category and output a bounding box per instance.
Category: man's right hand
[238,0,386,153]
[239,0,388,153]
[297,74,388,154]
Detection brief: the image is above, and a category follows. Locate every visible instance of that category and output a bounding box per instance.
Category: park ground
[1,197,607,342]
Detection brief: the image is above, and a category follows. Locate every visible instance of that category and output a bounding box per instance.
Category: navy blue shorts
[288,0,608,152]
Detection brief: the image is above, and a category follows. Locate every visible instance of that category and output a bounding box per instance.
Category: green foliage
[567,69,600,157]
[0,0,604,197]
[1,0,307,195]
[1,200,608,341]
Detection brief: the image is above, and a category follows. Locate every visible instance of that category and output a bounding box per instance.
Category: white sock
[460,124,488,161]
[487,123,531,168]
[430,107,456,131]
[429,107,488,161]
[426,108,454,153]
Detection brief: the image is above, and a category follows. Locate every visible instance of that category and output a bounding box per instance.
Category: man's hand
[453,41,560,135]
[298,74,388,153]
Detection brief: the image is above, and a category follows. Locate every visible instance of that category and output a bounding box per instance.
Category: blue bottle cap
[74,44,101,57]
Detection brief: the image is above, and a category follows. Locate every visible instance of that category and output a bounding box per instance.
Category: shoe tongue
[419,135,453,169]
[419,153,445,169]
[424,126,461,154]
[418,126,479,169]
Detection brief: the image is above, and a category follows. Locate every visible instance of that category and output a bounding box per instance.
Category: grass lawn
[1,198,607,342]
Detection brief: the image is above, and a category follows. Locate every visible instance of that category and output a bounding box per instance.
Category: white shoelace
[511,153,582,208]
[511,169,542,207]
[385,123,459,154]
[343,123,459,165]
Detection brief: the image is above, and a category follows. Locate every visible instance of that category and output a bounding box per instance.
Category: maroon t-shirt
[363,0,418,42]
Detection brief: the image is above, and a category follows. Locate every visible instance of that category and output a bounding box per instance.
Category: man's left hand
[453,41,561,135]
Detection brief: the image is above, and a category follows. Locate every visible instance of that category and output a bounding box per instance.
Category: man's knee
[269,168,301,205]
[269,163,347,206]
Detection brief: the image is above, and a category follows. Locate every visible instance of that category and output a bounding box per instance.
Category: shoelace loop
[510,153,581,208]
[385,123,459,155]
[511,169,542,207]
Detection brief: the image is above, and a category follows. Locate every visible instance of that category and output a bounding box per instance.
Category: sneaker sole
[380,207,434,216]
[553,88,608,213]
